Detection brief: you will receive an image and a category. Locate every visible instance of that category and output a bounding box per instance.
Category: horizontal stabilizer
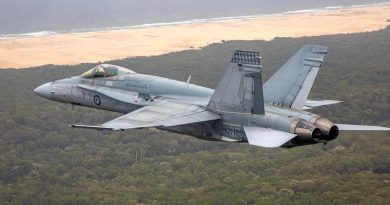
[336,124,390,131]
[303,100,343,109]
[243,126,296,148]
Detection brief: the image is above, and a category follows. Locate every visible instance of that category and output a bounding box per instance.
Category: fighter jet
[34,45,389,148]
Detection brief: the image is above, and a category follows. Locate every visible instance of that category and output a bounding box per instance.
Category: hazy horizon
[1,0,389,35]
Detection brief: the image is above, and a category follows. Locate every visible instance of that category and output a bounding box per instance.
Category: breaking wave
[1,1,389,39]
[0,31,58,38]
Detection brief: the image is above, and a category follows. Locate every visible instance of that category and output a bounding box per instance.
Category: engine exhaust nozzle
[291,119,322,142]
[310,117,339,141]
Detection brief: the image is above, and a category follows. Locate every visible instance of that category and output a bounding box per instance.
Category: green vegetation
[0,27,389,205]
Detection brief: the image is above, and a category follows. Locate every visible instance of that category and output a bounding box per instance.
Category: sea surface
[0,0,389,38]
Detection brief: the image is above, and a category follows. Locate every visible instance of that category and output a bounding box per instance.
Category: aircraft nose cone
[34,82,52,99]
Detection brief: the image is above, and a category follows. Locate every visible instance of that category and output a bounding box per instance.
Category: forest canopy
[0,27,389,205]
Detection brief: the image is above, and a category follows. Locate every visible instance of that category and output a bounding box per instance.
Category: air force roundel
[93,95,101,105]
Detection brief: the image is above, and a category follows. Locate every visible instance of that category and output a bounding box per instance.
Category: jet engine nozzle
[290,119,321,142]
[327,125,339,140]
[310,117,339,141]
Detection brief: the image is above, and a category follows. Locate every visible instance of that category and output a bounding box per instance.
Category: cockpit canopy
[80,64,136,78]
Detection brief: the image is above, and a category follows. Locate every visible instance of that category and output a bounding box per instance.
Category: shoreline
[1,4,389,69]
[1,2,389,39]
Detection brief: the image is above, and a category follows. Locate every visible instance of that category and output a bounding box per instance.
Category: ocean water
[0,0,389,37]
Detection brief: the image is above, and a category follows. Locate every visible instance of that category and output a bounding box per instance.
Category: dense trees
[0,27,389,204]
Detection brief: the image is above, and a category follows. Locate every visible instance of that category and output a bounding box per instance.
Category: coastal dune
[0,4,389,69]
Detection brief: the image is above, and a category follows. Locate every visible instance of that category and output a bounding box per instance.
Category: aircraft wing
[303,100,343,109]
[336,124,390,131]
[71,101,220,130]
[243,126,296,148]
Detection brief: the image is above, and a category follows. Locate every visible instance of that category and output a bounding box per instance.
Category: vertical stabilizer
[207,50,264,114]
[263,45,328,109]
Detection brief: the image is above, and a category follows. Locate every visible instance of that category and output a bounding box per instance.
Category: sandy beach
[1,4,389,69]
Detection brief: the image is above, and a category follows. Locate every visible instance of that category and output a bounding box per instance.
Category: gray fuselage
[34,71,331,147]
